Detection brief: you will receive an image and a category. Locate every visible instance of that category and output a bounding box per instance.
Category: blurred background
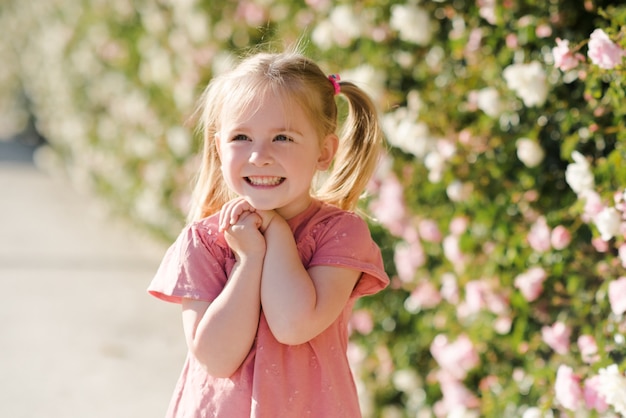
[1,0,626,417]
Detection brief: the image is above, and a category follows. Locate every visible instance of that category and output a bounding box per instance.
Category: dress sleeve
[309,212,390,298]
[147,221,233,304]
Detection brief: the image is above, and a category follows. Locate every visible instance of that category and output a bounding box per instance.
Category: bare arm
[259,216,360,345]
[182,203,265,378]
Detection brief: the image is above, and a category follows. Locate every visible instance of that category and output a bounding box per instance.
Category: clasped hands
[218,197,278,258]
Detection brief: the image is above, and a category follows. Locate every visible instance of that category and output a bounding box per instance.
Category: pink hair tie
[328,74,341,95]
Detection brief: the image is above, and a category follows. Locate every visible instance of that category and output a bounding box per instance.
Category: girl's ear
[317,133,338,170]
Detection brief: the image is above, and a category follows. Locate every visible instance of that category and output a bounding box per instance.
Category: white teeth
[247,176,283,186]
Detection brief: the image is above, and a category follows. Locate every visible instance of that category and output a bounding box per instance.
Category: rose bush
[2,0,626,416]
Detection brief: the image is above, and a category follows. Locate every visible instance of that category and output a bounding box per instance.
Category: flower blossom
[369,173,407,237]
[475,87,502,117]
[514,266,547,302]
[550,225,572,250]
[584,375,609,413]
[541,321,571,355]
[608,277,626,316]
[527,216,551,253]
[516,138,545,168]
[594,207,622,241]
[477,0,496,25]
[565,151,595,196]
[587,29,625,70]
[382,108,434,158]
[447,180,473,202]
[434,370,480,417]
[596,364,626,416]
[581,190,604,222]
[390,4,432,45]
[418,219,442,243]
[349,310,374,335]
[430,334,480,379]
[577,334,599,364]
[503,61,548,107]
[461,279,507,316]
[443,235,466,270]
[554,365,583,411]
[552,38,584,71]
[312,5,363,49]
[405,280,442,313]
[394,237,426,283]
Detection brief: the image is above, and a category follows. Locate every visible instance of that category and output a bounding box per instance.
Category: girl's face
[216,92,337,219]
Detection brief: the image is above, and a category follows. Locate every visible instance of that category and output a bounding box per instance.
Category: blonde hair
[187,51,383,222]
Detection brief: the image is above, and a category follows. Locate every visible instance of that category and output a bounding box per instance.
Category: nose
[249,143,273,166]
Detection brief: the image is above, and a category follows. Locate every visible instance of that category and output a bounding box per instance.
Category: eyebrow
[230,125,304,137]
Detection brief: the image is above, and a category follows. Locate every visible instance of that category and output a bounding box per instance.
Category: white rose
[390,4,432,45]
[503,61,548,107]
[341,64,386,103]
[565,151,595,195]
[392,369,421,393]
[476,87,502,117]
[382,107,434,158]
[329,5,362,44]
[516,138,545,168]
[594,207,622,241]
[447,180,473,202]
[311,20,335,50]
[597,364,626,415]
[521,407,544,418]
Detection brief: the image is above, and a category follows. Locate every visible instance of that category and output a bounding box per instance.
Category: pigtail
[317,81,383,211]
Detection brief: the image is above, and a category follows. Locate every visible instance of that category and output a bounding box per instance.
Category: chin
[243,199,279,211]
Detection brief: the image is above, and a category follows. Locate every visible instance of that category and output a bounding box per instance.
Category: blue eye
[274,134,293,142]
[232,134,250,141]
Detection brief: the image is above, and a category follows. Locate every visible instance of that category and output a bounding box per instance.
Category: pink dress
[148,200,389,418]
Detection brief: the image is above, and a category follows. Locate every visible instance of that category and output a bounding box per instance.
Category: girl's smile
[245,176,285,187]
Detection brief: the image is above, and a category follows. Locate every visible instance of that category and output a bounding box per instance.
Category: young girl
[148,51,389,418]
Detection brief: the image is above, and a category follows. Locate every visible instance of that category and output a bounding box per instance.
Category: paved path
[0,139,187,417]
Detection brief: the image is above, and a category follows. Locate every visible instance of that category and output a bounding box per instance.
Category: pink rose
[591,236,610,253]
[514,266,547,302]
[443,235,466,269]
[463,280,489,314]
[418,219,443,243]
[587,28,625,70]
[460,279,507,317]
[494,316,512,334]
[541,321,571,355]
[608,276,626,316]
[527,216,551,252]
[577,335,599,364]
[550,225,572,250]
[430,334,480,379]
[393,239,425,283]
[349,310,374,335]
[369,174,407,237]
[440,273,459,304]
[536,24,552,38]
[449,216,469,235]
[405,280,442,312]
[581,190,604,223]
[555,365,583,411]
[552,38,584,71]
[583,375,609,413]
[433,370,480,417]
